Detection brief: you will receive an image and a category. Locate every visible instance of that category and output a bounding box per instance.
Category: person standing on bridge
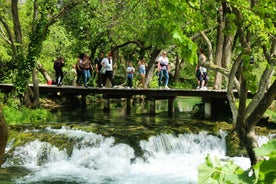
[54,56,65,86]
[137,57,147,89]
[82,54,93,87]
[101,51,115,88]
[76,53,85,86]
[157,51,170,89]
[126,62,135,89]
[196,49,208,90]
[95,52,104,87]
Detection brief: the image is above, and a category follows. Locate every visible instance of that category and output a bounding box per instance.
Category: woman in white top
[101,51,115,88]
[157,51,170,89]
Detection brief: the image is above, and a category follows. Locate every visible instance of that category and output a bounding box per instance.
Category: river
[0,97,271,183]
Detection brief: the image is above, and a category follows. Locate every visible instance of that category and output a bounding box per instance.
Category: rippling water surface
[1,97,257,184]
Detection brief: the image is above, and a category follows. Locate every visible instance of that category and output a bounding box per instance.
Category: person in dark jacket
[54,56,65,86]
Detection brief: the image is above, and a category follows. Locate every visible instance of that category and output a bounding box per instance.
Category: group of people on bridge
[53,49,208,90]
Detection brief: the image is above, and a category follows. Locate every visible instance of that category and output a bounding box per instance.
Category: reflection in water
[51,97,201,125]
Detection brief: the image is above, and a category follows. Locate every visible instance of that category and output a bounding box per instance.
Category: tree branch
[200,31,213,64]
[11,0,23,44]
[227,54,243,124]
[246,79,276,127]
[0,16,16,56]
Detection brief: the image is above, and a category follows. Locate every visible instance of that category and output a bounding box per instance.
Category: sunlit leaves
[255,139,276,157]
[198,154,252,184]
[199,139,276,183]
[231,0,275,45]
[254,139,276,184]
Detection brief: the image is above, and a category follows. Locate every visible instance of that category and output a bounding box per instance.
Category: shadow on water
[49,98,200,126]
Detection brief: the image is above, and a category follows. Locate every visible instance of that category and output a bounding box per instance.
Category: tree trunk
[0,105,8,167]
[32,67,40,107]
[173,54,183,83]
[236,123,259,166]
[37,62,53,84]
[145,48,161,87]
[221,34,234,87]
[213,5,225,90]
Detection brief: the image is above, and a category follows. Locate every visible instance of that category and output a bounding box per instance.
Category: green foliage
[173,30,198,65]
[254,139,276,184]
[0,43,12,61]
[2,104,53,125]
[266,108,276,123]
[198,139,276,184]
[198,154,252,184]
[0,93,54,125]
[0,0,274,111]
[241,54,258,93]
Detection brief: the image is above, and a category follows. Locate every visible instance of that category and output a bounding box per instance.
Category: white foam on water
[3,127,258,184]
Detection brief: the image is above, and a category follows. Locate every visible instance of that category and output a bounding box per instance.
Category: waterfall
[3,127,251,184]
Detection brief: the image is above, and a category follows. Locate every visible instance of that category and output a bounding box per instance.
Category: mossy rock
[225,132,247,157]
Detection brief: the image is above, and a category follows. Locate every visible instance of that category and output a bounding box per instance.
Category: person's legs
[56,70,63,86]
[199,75,203,88]
[76,70,82,85]
[196,69,201,89]
[129,75,133,88]
[203,72,208,86]
[82,70,88,87]
[201,80,205,88]
[102,73,107,87]
[55,70,59,85]
[87,70,91,84]
[60,70,64,85]
[107,71,114,87]
[158,70,164,87]
[97,73,103,87]
[164,70,169,87]
[141,74,146,88]
[127,75,131,87]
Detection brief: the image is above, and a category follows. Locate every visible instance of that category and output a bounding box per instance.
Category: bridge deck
[0,84,236,99]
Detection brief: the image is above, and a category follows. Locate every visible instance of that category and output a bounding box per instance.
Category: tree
[226,0,276,165]
[0,0,81,107]
[198,0,276,166]
[0,105,8,167]
[154,0,276,167]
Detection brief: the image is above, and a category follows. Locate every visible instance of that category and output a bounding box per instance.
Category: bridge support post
[204,102,211,119]
[168,97,175,118]
[149,99,155,115]
[126,98,131,114]
[81,95,87,106]
[104,98,110,111]
[3,93,8,103]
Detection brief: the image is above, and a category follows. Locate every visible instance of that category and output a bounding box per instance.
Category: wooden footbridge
[0,84,248,118]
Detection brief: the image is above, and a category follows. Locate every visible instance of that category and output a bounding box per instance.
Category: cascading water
[3,127,253,184]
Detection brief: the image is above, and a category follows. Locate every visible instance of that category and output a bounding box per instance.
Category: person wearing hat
[101,51,115,88]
